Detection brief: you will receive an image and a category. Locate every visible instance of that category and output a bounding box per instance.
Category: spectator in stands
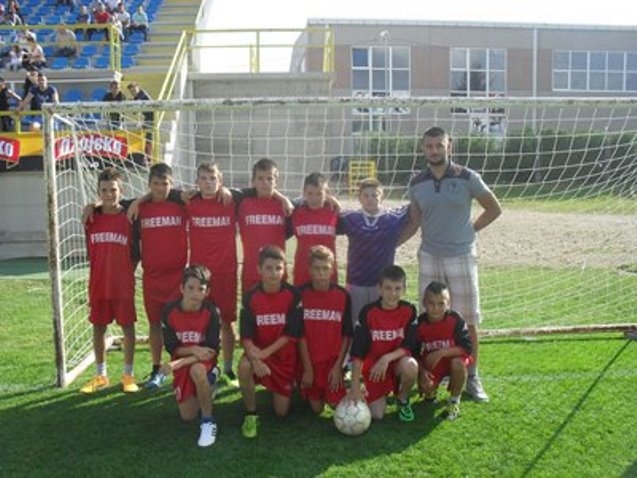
[76,5,92,40]
[7,0,22,25]
[127,81,153,156]
[104,0,119,14]
[21,69,38,99]
[129,5,148,41]
[6,45,22,71]
[2,9,22,26]
[91,2,112,41]
[21,34,46,71]
[18,72,59,112]
[56,0,78,12]
[114,3,131,41]
[0,76,21,131]
[102,79,125,128]
[54,25,78,58]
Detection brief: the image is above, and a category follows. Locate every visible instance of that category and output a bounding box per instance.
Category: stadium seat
[72,57,90,69]
[90,87,107,102]
[62,89,83,102]
[94,56,110,69]
[128,31,145,43]
[80,44,98,57]
[49,57,69,70]
[120,56,135,68]
[122,43,140,56]
[43,45,55,57]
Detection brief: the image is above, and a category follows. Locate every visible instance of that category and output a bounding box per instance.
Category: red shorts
[362,357,400,403]
[299,358,346,406]
[208,270,237,323]
[172,359,215,403]
[249,353,296,398]
[89,298,136,327]
[143,270,182,324]
[421,355,473,388]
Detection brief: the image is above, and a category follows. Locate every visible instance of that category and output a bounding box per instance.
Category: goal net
[42,97,637,387]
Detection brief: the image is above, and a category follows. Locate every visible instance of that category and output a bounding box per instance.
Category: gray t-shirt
[408,161,489,257]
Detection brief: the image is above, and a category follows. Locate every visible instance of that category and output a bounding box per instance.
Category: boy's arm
[271,189,294,216]
[298,338,313,388]
[328,336,351,392]
[160,355,198,375]
[369,347,408,382]
[345,358,365,403]
[397,200,421,246]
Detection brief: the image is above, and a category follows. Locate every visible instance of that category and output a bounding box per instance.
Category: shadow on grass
[0,258,48,278]
[522,340,632,477]
[621,460,637,477]
[0,381,439,477]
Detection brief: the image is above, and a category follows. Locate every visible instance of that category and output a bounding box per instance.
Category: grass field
[1,265,636,477]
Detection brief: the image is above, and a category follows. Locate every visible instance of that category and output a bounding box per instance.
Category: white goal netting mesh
[43,97,637,386]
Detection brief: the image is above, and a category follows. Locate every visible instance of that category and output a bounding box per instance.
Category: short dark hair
[308,244,334,265]
[196,161,220,177]
[148,162,172,181]
[181,264,211,287]
[258,245,286,266]
[424,281,449,297]
[422,126,449,140]
[303,172,327,189]
[379,264,406,285]
[97,167,123,187]
[252,157,278,180]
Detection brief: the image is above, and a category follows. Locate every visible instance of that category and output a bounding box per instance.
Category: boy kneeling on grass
[345,265,419,422]
[160,265,221,447]
[415,281,473,421]
[238,245,303,438]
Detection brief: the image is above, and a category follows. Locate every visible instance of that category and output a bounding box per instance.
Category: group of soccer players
[82,150,479,447]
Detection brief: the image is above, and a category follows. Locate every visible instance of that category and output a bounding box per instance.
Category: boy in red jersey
[290,172,343,286]
[345,265,418,421]
[186,162,241,383]
[298,245,352,414]
[237,158,291,293]
[80,168,139,394]
[135,163,188,388]
[161,265,221,447]
[238,245,302,438]
[416,281,473,421]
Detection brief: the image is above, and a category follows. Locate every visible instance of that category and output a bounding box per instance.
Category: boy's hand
[324,194,342,213]
[217,186,233,205]
[301,366,314,389]
[126,198,141,221]
[418,369,435,395]
[251,347,268,361]
[423,350,443,371]
[369,356,390,382]
[159,362,174,375]
[251,358,270,377]
[192,346,214,361]
[180,189,198,204]
[272,190,294,216]
[82,203,97,224]
[328,364,343,392]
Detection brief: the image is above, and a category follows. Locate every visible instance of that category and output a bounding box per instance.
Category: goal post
[42,96,637,387]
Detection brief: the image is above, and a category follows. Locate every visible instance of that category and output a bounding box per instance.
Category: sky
[208,0,636,29]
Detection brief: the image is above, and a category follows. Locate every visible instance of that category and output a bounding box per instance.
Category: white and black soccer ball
[333,399,372,436]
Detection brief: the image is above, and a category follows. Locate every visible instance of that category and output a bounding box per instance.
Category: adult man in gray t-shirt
[404,126,501,402]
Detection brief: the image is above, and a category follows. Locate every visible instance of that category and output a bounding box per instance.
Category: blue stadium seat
[94,56,110,69]
[62,89,83,102]
[43,45,55,57]
[91,87,107,102]
[72,57,90,69]
[120,56,135,68]
[80,43,98,57]
[49,57,69,70]
[128,31,145,43]
[122,43,140,56]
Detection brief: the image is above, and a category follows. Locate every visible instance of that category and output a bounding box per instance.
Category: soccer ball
[333,399,372,436]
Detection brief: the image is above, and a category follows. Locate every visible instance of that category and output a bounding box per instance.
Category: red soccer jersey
[415,311,472,360]
[291,205,341,286]
[186,195,237,273]
[350,299,417,363]
[237,196,287,290]
[137,200,188,277]
[161,300,221,359]
[300,283,352,363]
[240,283,302,364]
[86,210,136,301]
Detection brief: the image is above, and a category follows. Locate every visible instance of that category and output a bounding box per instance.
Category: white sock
[96,362,106,376]
[123,364,134,376]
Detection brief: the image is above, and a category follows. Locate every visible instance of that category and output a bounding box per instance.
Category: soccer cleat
[241,414,258,438]
[465,375,490,402]
[207,366,220,386]
[80,375,109,394]
[197,421,217,447]
[423,391,438,405]
[121,374,139,393]
[145,371,166,390]
[445,401,460,421]
[397,400,415,422]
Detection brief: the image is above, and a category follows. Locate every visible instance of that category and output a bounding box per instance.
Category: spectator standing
[21,34,46,71]
[54,25,78,58]
[102,79,125,128]
[113,3,130,41]
[0,77,21,131]
[91,2,112,41]
[127,81,153,157]
[76,5,92,40]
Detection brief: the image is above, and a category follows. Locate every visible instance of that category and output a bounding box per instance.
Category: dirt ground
[335,201,636,270]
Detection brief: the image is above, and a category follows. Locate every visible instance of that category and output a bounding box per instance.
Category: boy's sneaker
[241,414,258,438]
[207,366,220,386]
[121,374,139,393]
[397,400,415,422]
[224,369,239,387]
[145,371,166,390]
[466,375,489,402]
[197,420,217,447]
[80,375,109,394]
[423,391,438,405]
[444,401,460,421]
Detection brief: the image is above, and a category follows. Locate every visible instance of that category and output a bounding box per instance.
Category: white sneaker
[197,421,217,447]
[466,375,489,402]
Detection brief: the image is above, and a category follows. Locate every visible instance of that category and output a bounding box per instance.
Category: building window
[553,51,637,92]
